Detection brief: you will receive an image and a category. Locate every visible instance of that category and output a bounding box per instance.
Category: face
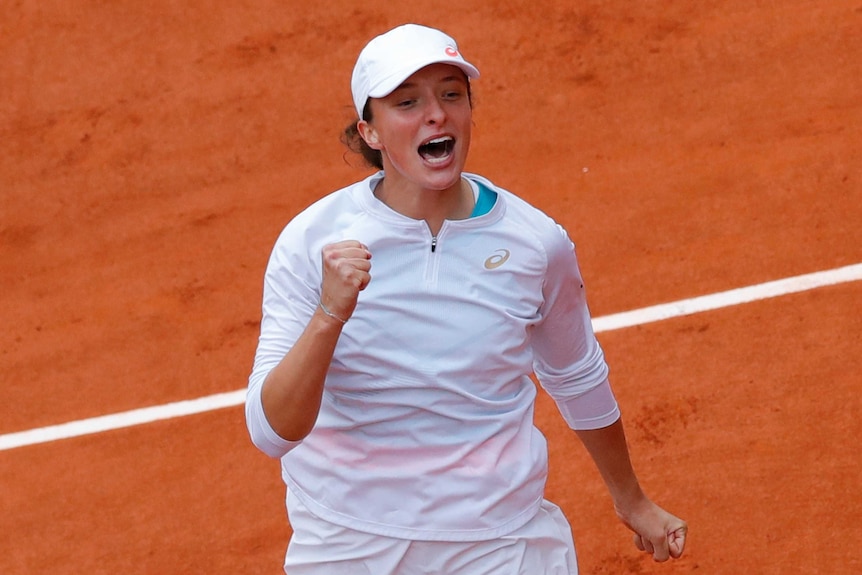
[358,63,473,192]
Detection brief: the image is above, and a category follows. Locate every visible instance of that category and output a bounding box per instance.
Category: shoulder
[465,173,575,259]
[272,175,376,251]
[260,176,376,282]
[284,179,368,232]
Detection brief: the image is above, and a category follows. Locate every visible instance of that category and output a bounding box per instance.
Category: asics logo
[484,249,510,270]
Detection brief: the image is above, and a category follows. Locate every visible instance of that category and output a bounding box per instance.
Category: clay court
[2,1,860,573]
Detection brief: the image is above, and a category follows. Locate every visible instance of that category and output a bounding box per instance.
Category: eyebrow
[391,75,467,93]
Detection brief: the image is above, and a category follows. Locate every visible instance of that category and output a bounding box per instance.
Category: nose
[424,97,446,125]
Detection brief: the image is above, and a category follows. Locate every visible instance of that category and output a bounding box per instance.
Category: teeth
[419,136,455,161]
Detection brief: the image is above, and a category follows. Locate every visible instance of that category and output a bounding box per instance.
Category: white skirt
[283,492,578,575]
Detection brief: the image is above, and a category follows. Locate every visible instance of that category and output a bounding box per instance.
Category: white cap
[350,24,480,118]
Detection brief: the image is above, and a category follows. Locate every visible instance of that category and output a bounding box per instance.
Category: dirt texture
[2,1,861,573]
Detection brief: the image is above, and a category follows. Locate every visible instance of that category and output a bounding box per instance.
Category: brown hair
[341,101,383,169]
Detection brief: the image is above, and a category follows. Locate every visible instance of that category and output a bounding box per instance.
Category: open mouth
[418,136,455,162]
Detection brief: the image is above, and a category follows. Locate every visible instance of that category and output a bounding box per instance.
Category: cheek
[460,121,472,146]
[378,127,417,160]
[381,141,417,174]
[456,121,472,156]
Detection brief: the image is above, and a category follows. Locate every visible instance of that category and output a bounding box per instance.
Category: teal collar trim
[470,182,498,218]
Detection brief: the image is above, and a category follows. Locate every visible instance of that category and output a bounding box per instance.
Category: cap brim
[367,59,480,100]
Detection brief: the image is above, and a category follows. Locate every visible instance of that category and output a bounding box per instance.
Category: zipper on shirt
[425,230,443,288]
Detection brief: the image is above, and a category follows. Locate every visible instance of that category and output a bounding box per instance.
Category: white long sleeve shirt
[246,172,619,541]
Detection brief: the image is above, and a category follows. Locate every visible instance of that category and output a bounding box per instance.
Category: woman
[246,23,687,574]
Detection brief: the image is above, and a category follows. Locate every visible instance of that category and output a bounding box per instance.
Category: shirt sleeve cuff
[245,378,303,458]
[554,378,621,430]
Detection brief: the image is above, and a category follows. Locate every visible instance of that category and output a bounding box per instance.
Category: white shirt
[246,172,619,541]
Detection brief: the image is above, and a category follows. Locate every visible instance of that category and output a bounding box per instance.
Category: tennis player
[246,23,687,574]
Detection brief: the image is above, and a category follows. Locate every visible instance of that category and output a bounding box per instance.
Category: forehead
[391,63,469,92]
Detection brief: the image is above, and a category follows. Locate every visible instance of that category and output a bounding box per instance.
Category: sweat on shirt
[246,171,620,542]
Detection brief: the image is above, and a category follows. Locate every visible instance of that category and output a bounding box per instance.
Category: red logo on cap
[445,46,460,57]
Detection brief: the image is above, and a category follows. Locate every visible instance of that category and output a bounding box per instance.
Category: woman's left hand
[616,496,688,562]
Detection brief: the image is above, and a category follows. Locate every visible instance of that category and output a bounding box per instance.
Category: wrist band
[319,300,347,324]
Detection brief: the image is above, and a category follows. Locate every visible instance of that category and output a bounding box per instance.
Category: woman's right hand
[257,240,372,442]
[319,240,372,322]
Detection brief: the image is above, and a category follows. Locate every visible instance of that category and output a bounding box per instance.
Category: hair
[341,101,383,169]
[341,78,474,171]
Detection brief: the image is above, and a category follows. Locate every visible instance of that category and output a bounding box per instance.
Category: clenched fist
[319,240,372,323]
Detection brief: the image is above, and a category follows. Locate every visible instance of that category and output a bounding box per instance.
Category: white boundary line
[0,390,246,452]
[2,262,860,453]
[591,262,862,332]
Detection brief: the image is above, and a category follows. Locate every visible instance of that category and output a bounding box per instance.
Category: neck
[374,174,474,236]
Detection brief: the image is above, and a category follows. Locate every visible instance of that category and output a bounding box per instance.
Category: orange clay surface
[2,2,861,573]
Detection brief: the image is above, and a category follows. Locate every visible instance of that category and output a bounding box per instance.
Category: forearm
[575,417,645,509]
[577,417,689,561]
[260,307,345,441]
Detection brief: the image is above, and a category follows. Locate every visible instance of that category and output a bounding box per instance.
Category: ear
[357,120,383,150]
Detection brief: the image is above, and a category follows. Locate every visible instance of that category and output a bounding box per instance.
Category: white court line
[2,262,860,453]
[0,390,247,453]
[591,262,862,332]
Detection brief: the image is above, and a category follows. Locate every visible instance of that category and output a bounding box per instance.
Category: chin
[421,169,464,192]
[422,157,468,190]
